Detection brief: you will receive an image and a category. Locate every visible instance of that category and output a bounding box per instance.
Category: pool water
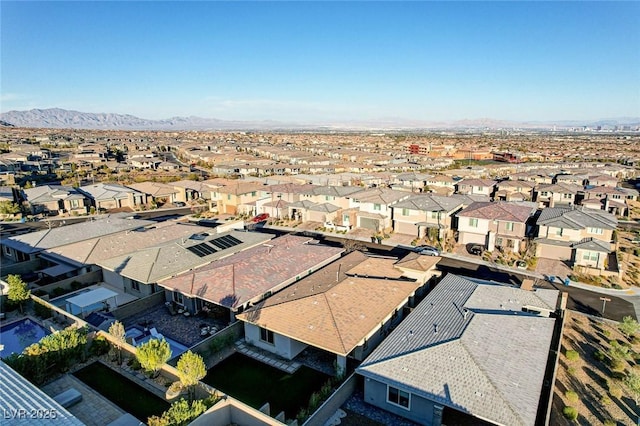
[125,327,188,359]
[0,318,51,358]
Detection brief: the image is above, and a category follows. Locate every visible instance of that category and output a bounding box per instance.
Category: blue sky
[2,1,639,122]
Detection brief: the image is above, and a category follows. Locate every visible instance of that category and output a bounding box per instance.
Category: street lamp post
[600,297,611,315]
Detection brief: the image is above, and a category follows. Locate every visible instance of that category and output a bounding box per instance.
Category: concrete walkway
[235,340,301,374]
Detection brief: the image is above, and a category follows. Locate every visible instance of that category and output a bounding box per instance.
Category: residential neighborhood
[1,127,640,426]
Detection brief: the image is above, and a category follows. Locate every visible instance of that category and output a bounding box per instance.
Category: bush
[609,385,623,399]
[51,287,67,298]
[610,358,626,372]
[565,390,579,404]
[600,395,612,406]
[33,300,53,319]
[89,335,110,356]
[562,406,578,421]
[567,366,577,376]
[565,350,580,362]
[594,349,606,362]
[70,281,82,291]
[128,357,142,371]
[603,420,616,426]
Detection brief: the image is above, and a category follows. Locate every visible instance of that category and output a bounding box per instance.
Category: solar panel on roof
[187,242,218,257]
[209,235,242,250]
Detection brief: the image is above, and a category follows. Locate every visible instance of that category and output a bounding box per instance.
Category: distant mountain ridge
[1,108,638,131]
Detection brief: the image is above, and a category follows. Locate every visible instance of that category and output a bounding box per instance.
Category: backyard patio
[121,303,227,348]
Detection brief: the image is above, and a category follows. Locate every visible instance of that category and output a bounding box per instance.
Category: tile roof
[97,230,273,284]
[392,194,463,213]
[456,179,497,187]
[348,188,410,205]
[237,252,420,355]
[0,361,85,426]
[1,216,154,254]
[126,181,178,197]
[77,183,143,201]
[43,222,216,266]
[536,207,617,230]
[394,252,441,272]
[158,235,344,309]
[24,185,85,203]
[456,202,535,222]
[357,274,557,426]
[571,238,612,252]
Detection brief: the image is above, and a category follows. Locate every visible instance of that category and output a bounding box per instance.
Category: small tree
[108,321,126,365]
[0,201,20,215]
[562,406,578,421]
[176,351,206,401]
[136,338,171,377]
[624,369,640,406]
[7,274,31,314]
[619,316,640,339]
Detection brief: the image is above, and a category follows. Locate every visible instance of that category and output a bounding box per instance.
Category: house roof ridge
[323,291,348,354]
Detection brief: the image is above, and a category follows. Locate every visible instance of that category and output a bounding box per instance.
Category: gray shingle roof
[97,230,273,284]
[357,274,557,426]
[1,217,154,254]
[0,361,85,426]
[537,207,617,230]
[571,237,612,252]
[392,195,463,213]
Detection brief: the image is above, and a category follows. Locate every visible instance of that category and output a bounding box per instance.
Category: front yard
[552,311,639,425]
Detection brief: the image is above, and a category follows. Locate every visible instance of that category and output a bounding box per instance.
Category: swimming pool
[0,318,51,358]
[125,327,188,360]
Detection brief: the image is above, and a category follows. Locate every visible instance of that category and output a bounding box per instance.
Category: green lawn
[74,362,169,422]
[203,353,329,419]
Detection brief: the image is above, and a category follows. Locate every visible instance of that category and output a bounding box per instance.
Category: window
[131,280,140,291]
[431,211,438,219]
[402,208,409,216]
[260,327,274,344]
[496,237,503,246]
[582,251,598,262]
[555,227,563,236]
[563,193,572,199]
[4,246,10,256]
[70,199,80,208]
[469,218,478,228]
[387,386,410,409]
[373,203,381,211]
[227,194,231,200]
[587,227,603,235]
[173,291,184,305]
[505,221,514,232]
[251,191,256,197]
[541,191,548,197]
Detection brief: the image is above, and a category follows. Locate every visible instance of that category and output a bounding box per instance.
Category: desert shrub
[600,395,612,406]
[603,329,612,338]
[603,420,616,426]
[567,366,577,376]
[89,335,110,356]
[594,349,606,362]
[562,406,578,421]
[609,385,623,399]
[565,350,580,362]
[565,390,579,404]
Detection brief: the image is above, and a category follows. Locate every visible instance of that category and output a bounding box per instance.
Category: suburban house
[97,230,274,311]
[554,173,589,186]
[456,202,536,253]
[425,174,456,194]
[22,185,88,216]
[347,188,411,232]
[40,222,217,297]
[494,179,536,202]
[256,183,316,219]
[357,273,559,426]
[533,183,582,208]
[579,186,637,216]
[210,181,266,215]
[454,179,497,197]
[126,181,181,206]
[534,207,618,273]
[391,195,464,240]
[1,215,153,265]
[586,174,619,187]
[172,180,215,203]
[237,251,440,372]
[157,234,344,322]
[78,183,147,212]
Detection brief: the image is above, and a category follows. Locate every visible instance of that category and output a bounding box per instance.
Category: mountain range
[1,108,638,131]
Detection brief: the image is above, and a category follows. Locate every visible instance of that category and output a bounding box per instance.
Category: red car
[252,213,269,222]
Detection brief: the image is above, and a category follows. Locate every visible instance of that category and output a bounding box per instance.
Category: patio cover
[66,287,118,310]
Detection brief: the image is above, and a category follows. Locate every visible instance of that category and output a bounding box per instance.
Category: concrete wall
[362,377,437,425]
[102,269,125,289]
[37,270,103,295]
[190,397,285,426]
[111,292,165,321]
[303,373,357,426]
[189,321,243,369]
[0,258,43,277]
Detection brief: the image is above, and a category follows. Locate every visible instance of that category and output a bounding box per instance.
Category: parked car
[414,245,440,256]
[252,213,269,222]
[469,244,483,255]
[174,201,186,207]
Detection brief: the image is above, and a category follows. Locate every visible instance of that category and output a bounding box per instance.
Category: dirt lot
[552,311,639,425]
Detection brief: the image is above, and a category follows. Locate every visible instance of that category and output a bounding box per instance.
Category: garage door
[360,217,379,231]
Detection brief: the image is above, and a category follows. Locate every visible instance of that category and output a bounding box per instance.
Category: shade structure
[65,287,118,317]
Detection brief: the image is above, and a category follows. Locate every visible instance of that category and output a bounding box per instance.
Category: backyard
[74,361,170,422]
[552,311,639,425]
[202,352,330,421]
